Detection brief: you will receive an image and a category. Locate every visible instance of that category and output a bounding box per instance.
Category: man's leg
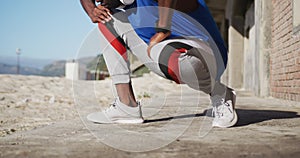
[97,21,138,107]
[86,20,143,124]
[147,39,216,92]
[147,39,238,128]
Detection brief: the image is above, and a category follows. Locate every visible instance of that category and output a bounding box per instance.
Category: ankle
[211,82,226,96]
[119,98,138,107]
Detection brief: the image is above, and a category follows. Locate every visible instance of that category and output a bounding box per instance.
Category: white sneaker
[211,88,238,128]
[87,98,144,124]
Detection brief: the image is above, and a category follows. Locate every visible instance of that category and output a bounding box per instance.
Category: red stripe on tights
[98,23,127,60]
[168,48,187,84]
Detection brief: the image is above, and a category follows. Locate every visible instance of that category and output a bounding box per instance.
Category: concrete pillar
[243,3,255,92]
[228,16,245,89]
[255,0,272,97]
[244,26,256,91]
[220,19,229,85]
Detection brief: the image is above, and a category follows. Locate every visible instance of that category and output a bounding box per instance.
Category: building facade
[65,60,87,80]
[270,0,300,101]
[209,0,300,102]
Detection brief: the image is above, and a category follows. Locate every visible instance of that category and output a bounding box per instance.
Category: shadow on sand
[144,109,300,127]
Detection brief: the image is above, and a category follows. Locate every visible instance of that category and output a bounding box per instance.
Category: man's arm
[147,0,178,57]
[80,0,111,23]
[157,0,177,31]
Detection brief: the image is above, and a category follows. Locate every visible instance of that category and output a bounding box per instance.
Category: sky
[0,0,102,60]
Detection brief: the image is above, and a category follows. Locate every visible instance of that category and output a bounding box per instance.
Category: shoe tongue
[211,95,224,107]
[211,95,222,101]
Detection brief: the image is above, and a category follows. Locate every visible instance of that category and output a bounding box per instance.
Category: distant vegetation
[86,54,108,72]
[132,66,150,77]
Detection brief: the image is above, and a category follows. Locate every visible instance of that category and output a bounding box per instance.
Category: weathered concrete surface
[1,75,300,157]
[1,97,300,158]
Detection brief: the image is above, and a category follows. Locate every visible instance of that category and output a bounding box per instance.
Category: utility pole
[16,48,21,74]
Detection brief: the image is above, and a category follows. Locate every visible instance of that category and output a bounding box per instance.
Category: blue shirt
[125,0,228,78]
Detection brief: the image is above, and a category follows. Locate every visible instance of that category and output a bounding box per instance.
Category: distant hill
[40,60,66,77]
[0,56,54,69]
[39,56,96,77]
[0,63,41,75]
[0,59,66,77]
[0,56,101,77]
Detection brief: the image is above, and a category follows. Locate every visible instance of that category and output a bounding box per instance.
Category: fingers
[147,32,171,58]
[147,42,156,58]
[91,5,111,23]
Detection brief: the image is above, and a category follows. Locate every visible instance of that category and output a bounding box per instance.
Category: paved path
[1,86,300,157]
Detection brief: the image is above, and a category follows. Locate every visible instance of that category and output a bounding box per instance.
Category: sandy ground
[0,73,171,136]
[0,73,300,157]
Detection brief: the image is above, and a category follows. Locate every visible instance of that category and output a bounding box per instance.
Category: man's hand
[90,5,112,23]
[80,0,111,24]
[147,31,171,58]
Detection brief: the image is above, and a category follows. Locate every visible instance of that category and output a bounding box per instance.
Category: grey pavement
[1,90,300,158]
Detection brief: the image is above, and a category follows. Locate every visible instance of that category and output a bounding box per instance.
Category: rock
[23,98,31,103]
[49,96,55,104]
[10,129,16,132]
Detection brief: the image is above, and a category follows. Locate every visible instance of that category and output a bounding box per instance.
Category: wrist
[155,20,171,34]
[86,5,97,16]
[155,27,171,34]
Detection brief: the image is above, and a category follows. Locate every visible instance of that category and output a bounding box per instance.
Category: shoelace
[211,96,225,118]
[105,102,117,113]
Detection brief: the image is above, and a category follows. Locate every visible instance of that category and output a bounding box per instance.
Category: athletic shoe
[87,98,144,124]
[211,88,238,128]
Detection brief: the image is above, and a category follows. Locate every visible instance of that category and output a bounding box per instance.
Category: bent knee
[179,55,212,93]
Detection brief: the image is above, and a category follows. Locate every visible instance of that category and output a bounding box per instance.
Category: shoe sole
[87,114,144,124]
[114,119,144,124]
[88,118,144,124]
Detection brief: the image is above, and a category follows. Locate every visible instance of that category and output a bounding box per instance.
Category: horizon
[0,53,100,70]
